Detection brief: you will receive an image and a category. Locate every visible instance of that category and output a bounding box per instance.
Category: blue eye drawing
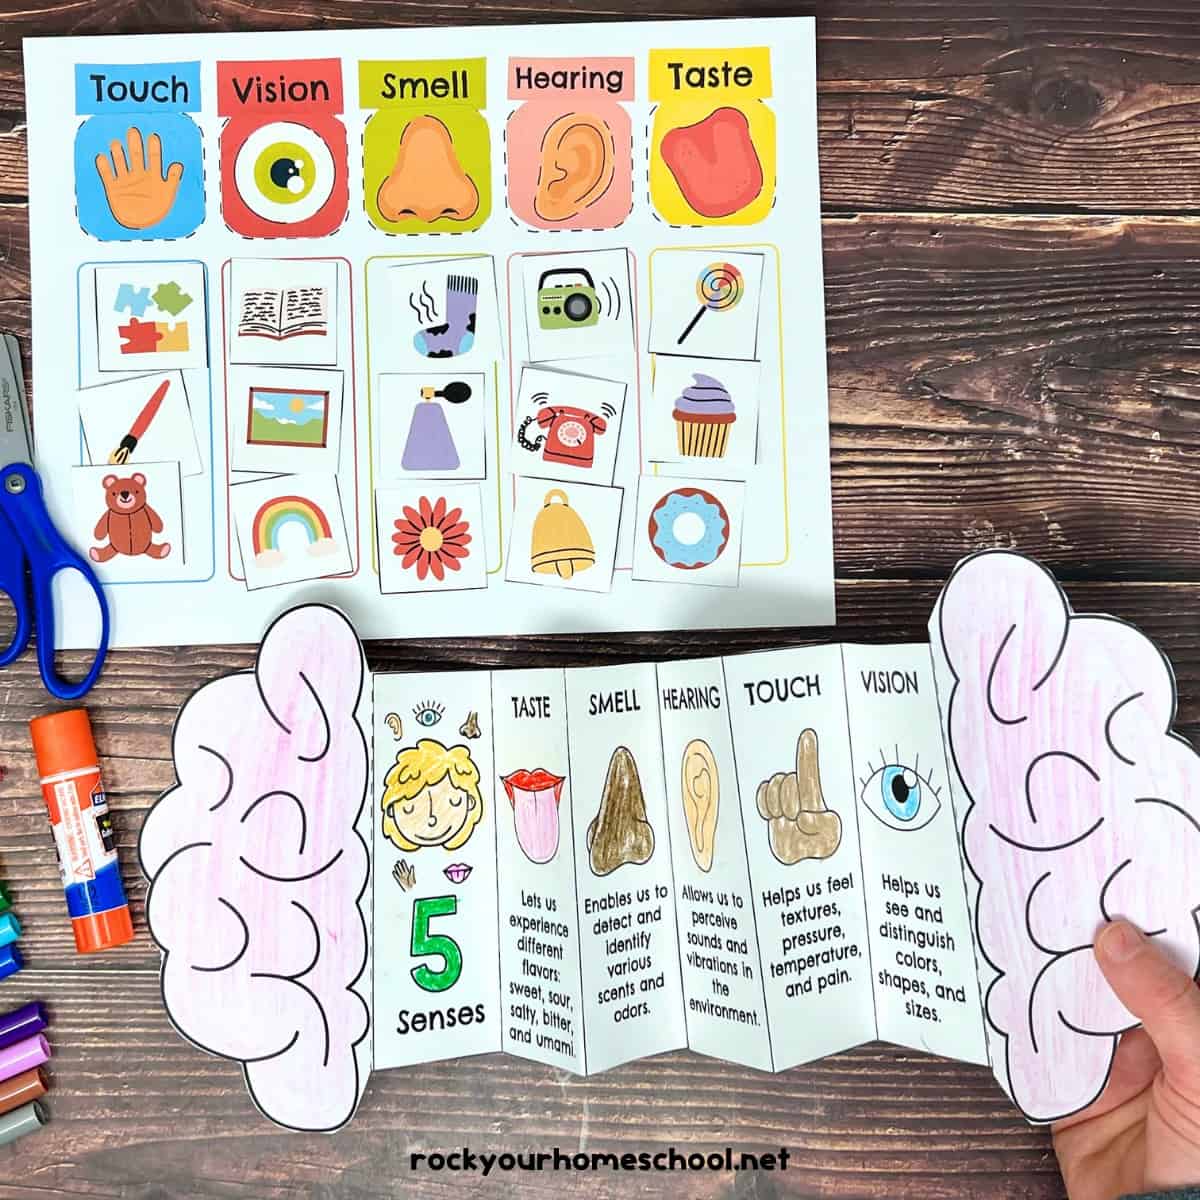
[858,750,941,832]
[412,700,445,728]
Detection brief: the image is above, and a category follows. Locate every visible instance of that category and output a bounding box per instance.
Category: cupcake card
[510,365,628,487]
[631,475,746,589]
[645,357,761,477]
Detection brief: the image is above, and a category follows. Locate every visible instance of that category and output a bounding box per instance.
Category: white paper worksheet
[24,17,835,646]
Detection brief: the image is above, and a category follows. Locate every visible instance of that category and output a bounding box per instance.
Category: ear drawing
[533,112,616,223]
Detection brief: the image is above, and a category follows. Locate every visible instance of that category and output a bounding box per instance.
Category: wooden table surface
[2,1,1198,1196]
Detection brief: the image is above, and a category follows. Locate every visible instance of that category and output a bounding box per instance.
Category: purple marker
[0,1004,47,1052]
[0,1034,49,1086]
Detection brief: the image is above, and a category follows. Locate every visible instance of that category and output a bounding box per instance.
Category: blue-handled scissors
[0,375,110,699]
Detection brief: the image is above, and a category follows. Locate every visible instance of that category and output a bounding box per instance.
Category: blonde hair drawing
[381,738,483,852]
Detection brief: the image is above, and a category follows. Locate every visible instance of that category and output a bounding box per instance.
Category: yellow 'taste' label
[359,58,486,108]
[648,47,772,101]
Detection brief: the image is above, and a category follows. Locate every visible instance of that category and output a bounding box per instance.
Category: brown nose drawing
[377,115,480,224]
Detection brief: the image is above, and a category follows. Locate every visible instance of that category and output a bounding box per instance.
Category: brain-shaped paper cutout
[937,552,1200,1122]
[139,605,370,1132]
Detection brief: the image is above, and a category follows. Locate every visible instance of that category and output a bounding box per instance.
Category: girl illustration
[381,738,483,852]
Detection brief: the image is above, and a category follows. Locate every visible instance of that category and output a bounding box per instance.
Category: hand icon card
[230,471,352,590]
[94,263,208,373]
[511,366,627,486]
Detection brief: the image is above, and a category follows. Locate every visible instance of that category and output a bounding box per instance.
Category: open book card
[140,552,1200,1131]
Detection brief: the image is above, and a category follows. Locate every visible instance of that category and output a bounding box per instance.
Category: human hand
[1053,920,1200,1200]
[95,128,184,230]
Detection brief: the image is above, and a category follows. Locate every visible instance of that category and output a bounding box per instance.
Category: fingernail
[1098,920,1145,962]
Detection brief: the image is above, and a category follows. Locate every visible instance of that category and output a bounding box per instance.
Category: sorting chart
[25,17,834,647]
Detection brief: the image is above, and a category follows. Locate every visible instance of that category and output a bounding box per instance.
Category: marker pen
[29,709,134,954]
[0,1034,48,1085]
[0,914,20,949]
[0,1004,47,1051]
[0,1101,47,1146]
[0,883,10,915]
[0,946,21,981]
[0,1068,47,1118]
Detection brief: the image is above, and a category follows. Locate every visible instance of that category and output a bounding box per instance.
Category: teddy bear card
[138,552,1200,1133]
[24,16,836,648]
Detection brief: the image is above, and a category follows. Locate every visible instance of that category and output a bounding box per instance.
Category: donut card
[29,17,834,647]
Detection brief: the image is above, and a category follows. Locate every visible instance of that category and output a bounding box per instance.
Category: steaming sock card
[27,17,835,647]
[142,553,1200,1132]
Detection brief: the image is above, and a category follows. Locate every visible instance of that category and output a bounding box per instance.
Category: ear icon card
[506,57,634,231]
[73,62,205,241]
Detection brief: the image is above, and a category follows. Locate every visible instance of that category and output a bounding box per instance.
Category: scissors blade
[0,342,32,468]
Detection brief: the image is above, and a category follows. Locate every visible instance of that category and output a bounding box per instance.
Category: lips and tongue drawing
[502,768,565,864]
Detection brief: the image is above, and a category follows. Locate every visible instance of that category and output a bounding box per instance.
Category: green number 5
[410,895,463,993]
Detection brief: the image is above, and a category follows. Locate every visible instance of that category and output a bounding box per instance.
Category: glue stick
[29,709,134,953]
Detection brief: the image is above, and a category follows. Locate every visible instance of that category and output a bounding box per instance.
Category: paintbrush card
[228,258,340,368]
[94,263,208,374]
[228,366,344,476]
[77,370,203,477]
[230,471,353,590]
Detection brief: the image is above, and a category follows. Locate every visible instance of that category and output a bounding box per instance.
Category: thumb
[1095,920,1200,1096]
[165,161,184,186]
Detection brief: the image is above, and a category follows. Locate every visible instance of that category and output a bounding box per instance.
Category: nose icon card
[359,58,491,235]
[217,58,349,238]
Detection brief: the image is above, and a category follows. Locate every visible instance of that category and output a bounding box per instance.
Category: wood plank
[0,965,1067,1198]
[11,5,1200,210]
[3,207,1198,579]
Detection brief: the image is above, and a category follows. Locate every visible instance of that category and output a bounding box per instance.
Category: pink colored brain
[939,552,1200,1121]
[139,605,370,1132]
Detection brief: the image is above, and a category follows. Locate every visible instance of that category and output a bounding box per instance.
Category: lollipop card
[648,249,765,362]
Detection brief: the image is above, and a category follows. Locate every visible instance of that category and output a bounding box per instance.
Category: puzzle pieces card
[230,471,352,590]
[77,370,203,478]
[95,263,208,373]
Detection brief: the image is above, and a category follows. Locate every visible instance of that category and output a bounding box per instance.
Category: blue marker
[0,916,18,951]
[0,947,22,982]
